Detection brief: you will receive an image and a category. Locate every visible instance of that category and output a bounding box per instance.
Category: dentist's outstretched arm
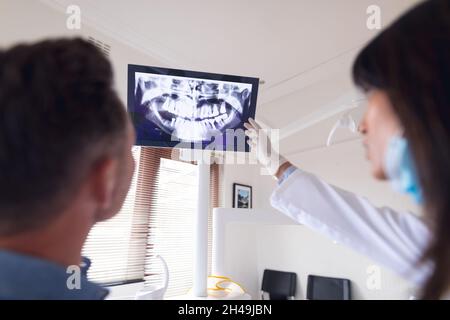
[244,118,431,285]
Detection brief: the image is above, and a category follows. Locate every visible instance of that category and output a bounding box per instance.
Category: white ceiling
[41,0,413,83]
[11,0,420,153]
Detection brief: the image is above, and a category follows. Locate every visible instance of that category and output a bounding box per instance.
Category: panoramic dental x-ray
[133,72,254,149]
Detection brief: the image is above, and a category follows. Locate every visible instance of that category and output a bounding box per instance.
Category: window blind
[82,146,220,295]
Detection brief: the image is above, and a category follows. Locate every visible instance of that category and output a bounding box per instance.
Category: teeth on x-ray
[136,74,252,142]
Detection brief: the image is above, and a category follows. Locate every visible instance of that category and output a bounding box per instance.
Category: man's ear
[91,157,118,211]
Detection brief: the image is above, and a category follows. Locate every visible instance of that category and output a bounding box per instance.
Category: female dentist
[245,0,449,299]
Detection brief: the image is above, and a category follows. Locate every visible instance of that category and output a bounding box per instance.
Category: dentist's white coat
[270,169,432,285]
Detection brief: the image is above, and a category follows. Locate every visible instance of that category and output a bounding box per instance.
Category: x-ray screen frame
[127,64,259,152]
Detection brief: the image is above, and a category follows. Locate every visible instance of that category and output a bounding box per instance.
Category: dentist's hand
[244,118,289,178]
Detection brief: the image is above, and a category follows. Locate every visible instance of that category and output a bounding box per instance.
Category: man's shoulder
[0,250,108,300]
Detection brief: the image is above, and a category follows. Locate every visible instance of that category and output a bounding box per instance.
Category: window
[82,147,144,284]
[144,158,198,297]
[82,147,220,297]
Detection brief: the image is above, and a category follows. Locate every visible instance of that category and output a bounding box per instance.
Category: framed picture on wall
[233,183,252,209]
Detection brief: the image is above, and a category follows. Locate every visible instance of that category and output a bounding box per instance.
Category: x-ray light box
[127,64,259,152]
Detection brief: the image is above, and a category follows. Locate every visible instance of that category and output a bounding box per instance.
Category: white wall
[220,139,421,299]
[216,154,275,298]
[0,0,166,106]
[219,152,277,212]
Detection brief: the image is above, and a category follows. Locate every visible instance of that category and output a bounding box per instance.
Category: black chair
[261,269,297,300]
[306,275,351,300]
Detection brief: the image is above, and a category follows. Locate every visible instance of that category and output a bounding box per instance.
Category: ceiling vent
[87,36,111,57]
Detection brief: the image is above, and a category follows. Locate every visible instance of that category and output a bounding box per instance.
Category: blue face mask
[383,135,423,204]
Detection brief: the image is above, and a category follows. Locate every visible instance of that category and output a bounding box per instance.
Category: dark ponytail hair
[353,0,450,299]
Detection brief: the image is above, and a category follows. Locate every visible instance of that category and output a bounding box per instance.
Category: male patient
[0,38,135,299]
